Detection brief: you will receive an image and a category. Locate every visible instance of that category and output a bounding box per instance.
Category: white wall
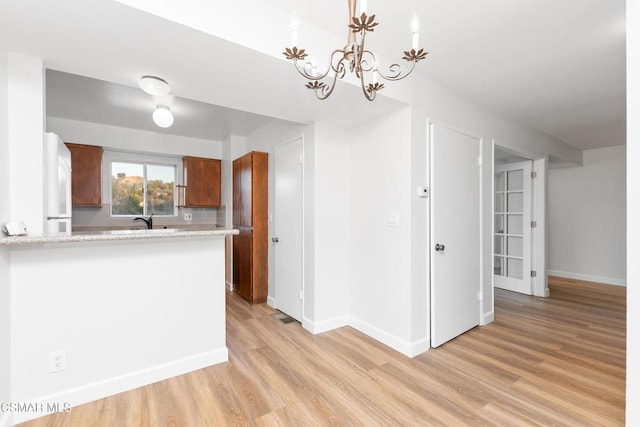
[0,46,13,427]
[46,117,222,158]
[311,122,350,330]
[409,109,429,345]
[1,53,45,427]
[9,237,227,424]
[627,0,639,422]
[548,146,626,285]
[8,53,44,236]
[348,108,417,353]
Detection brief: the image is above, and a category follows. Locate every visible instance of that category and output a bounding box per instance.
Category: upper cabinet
[65,143,103,207]
[183,156,221,207]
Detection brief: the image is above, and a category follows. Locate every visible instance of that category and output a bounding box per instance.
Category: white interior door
[430,122,481,348]
[494,160,533,294]
[274,138,303,321]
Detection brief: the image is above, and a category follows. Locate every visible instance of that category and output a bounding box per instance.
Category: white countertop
[0,226,238,246]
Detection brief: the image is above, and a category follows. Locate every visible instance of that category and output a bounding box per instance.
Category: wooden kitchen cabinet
[232,151,268,303]
[233,228,254,301]
[183,156,221,207]
[65,143,103,207]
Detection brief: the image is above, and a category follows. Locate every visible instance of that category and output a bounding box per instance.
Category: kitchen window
[104,151,181,217]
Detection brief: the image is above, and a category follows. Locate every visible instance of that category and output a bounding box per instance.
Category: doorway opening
[493,145,547,297]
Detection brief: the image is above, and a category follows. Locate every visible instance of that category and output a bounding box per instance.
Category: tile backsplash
[72,204,226,230]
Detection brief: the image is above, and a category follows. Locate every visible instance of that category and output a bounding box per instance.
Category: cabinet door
[233,229,253,301]
[232,154,253,226]
[184,156,221,207]
[65,143,102,207]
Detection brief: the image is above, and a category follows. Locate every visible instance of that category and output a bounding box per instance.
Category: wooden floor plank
[19,277,626,426]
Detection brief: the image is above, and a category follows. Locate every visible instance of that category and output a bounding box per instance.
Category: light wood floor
[20,276,626,426]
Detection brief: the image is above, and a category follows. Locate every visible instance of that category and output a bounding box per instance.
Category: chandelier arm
[314,65,342,100]
[358,49,418,82]
[291,49,349,81]
[377,60,418,82]
[359,71,376,101]
[358,51,377,73]
[357,30,366,66]
[331,53,349,80]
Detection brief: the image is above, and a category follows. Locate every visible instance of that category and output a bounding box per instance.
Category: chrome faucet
[133,214,153,229]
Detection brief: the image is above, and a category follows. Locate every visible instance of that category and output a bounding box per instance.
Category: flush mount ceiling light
[283,0,427,101]
[152,105,174,128]
[138,75,171,96]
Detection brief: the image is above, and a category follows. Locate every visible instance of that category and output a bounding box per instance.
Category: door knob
[272,237,279,243]
[435,243,445,251]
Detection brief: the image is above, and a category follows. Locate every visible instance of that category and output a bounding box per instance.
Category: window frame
[103,150,182,218]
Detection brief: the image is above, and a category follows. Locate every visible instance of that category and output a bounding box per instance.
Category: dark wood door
[65,143,102,207]
[233,228,253,301]
[184,156,221,207]
[232,151,268,304]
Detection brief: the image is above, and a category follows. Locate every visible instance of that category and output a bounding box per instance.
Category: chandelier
[282,0,427,101]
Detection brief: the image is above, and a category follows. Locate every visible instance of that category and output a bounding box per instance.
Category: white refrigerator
[44,132,72,234]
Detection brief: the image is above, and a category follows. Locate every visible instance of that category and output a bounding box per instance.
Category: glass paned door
[494,160,533,294]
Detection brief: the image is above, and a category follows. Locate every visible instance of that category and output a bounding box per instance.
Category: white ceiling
[0,0,626,150]
[46,70,278,140]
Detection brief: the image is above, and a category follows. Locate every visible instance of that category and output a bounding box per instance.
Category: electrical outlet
[49,350,66,373]
[184,213,193,221]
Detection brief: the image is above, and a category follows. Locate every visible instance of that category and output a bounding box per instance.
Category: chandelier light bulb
[410,12,421,33]
[359,0,367,14]
[290,11,300,46]
[411,12,420,50]
[152,105,174,128]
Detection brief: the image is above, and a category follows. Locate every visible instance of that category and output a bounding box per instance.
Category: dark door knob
[435,243,445,251]
[272,237,279,243]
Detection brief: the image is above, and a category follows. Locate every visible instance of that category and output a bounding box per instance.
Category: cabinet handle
[272,237,279,243]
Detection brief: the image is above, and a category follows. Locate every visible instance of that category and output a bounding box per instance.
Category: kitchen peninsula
[1,227,237,424]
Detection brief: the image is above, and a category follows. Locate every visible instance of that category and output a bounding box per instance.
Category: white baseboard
[301,315,429,357]
[14,348,228,424]
[482,310,494,325]
[0,412,13,427]
[302,315,349,334]
[267,296,276,308]
[348,317,428,358]
[409,338,430,357]
[548,270,626,287]
[225,281,233,292]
